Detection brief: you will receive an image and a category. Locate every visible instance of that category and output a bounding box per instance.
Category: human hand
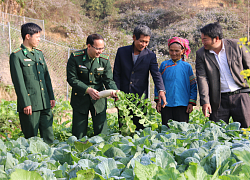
[87,88,100,100]
[24,105,32,115]
[156,101,161,113]
[50,100,55,109]
[111,90,120,98]
[186,104,193,113]
[202,104,212,117]
[158,91,167,107]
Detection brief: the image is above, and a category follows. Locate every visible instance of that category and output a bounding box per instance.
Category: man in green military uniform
[9,23,55,144]
[67,34,118,139]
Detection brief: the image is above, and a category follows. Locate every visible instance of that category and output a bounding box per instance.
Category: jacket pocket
[21,61,36,75]
[94,68,104,79]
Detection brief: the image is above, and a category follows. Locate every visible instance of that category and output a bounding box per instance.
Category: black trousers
[210,92,250,128]
[161,106,189,125]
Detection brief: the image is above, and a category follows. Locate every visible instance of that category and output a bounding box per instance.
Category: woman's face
[169,43,185,62]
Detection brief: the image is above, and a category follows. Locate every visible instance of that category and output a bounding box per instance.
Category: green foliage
[189,109,209,125]
[134,160,159,179]
[2,96,250,179]
[15,0,26,8]
[0,100,22,140]
[10,169,43,180]
[51,99,72,142]
[0,98,73,142]
[85,0,118,19]
[52,98,72,124]
[115,91,161,136]
[0,113,250,179]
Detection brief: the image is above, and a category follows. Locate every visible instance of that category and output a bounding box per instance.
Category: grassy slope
[5,0,243,59]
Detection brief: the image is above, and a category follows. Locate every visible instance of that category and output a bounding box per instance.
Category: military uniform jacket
[10,44,55,112]
[67,48,117,114]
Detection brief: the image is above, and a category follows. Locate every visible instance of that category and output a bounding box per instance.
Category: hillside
[0,0,248,101]
[0,0,247,57]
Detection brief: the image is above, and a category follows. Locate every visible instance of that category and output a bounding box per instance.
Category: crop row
[1,119,250,179]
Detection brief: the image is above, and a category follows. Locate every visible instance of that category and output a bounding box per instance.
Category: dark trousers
[72,104,107,139]
[161,106,189,125]
[19,108,54,144]
[118,109,145,131]
[210,92,250,128]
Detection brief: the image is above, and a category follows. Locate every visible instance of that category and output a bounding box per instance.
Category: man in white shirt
[196,22,250,127]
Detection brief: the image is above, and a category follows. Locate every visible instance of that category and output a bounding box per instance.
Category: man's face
[201,33,216,50]
[26,32,41,48]
[87,39,105,59]
[133,34,150,52]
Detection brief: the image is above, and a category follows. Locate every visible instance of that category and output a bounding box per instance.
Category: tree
[85,0,118,20]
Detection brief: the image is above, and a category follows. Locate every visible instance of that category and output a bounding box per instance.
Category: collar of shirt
[22,44,35,52]
[209,41,241,92]
[87,54,95,61]
[87,53,100,64]
[171,58,182,64]
[132,42,147,55]
[22,44,35,56]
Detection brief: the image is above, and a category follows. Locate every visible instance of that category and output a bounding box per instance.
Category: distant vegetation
[0,0,248,61]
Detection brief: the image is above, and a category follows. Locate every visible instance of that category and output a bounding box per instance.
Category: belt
[222,89,250,95]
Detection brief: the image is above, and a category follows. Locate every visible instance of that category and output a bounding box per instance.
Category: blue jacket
[113,44,165,98]
[155,59,197,107]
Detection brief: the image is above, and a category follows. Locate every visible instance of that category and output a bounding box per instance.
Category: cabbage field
[1,92,250,179]
[1,121,250,180]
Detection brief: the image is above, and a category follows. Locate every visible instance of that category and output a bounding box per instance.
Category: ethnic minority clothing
[155,59,197,107]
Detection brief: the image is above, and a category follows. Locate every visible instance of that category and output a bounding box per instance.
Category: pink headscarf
[167,37,191,60]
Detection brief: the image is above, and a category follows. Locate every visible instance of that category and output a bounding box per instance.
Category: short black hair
[133,25,152,40]
[21,23,42,41]
[200,22,223,39]
[86,34,104,46]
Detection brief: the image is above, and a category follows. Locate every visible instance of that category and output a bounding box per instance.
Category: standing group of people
[9,22,250,143]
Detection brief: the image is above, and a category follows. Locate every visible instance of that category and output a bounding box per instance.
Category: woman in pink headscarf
[154,37,197,124]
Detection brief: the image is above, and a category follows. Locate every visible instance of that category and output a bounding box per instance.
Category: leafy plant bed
[1,120,250,179]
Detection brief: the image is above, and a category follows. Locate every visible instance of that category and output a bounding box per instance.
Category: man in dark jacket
[113,25,166,130]
[10,23,55,144]
[196,22,250,127]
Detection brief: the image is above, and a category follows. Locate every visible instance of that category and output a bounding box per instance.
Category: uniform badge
[23,49,28,56]
[24,59,32,61]
[97,67,104,71]
[79,65,87,69]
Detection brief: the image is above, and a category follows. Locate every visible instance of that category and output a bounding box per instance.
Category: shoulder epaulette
[100,53,109,60]
[73,50,85,57]
[35,47,42,51]
[13,48,22,53]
